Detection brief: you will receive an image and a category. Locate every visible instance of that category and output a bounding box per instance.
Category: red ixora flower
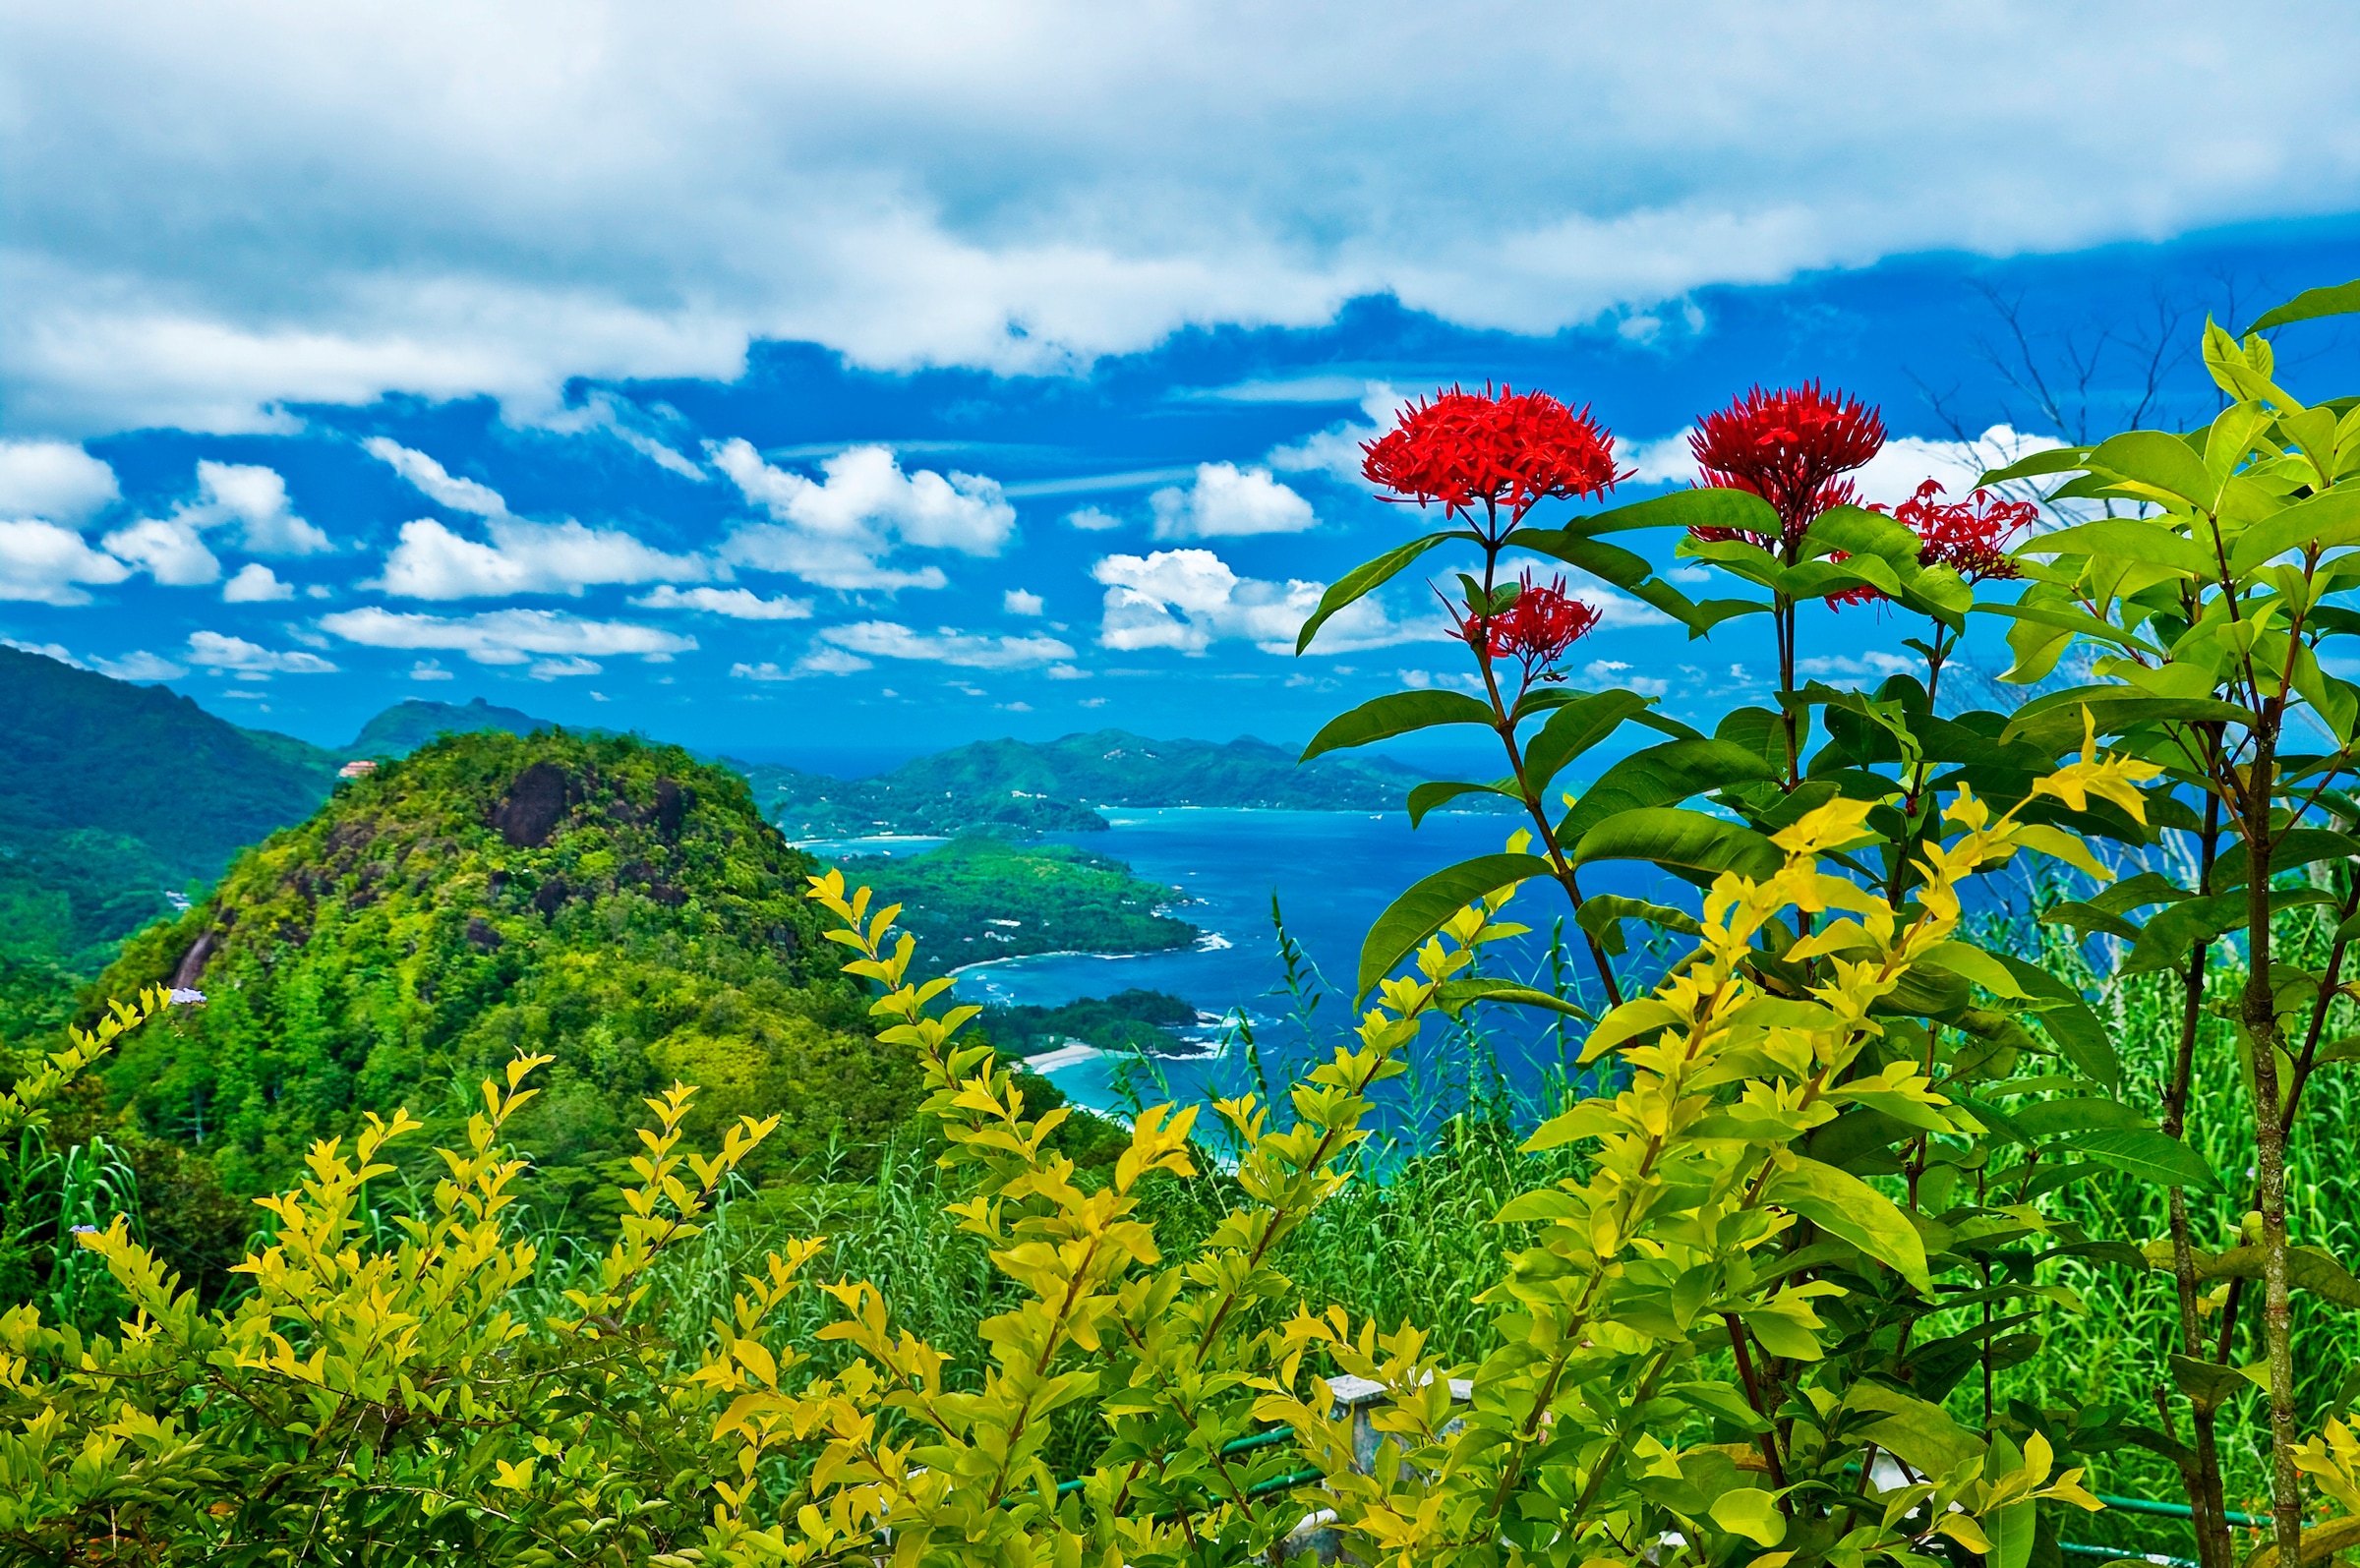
[1689,381,1885,551]
[1827,480,2041,610]
[1363,383,1622,530]
[1886,479,2037,581]
[1458,571,1602,679]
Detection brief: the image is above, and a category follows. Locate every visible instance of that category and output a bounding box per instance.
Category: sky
[4,2,2358,774]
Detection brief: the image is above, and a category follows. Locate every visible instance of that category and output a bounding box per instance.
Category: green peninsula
[835,837,1197,969]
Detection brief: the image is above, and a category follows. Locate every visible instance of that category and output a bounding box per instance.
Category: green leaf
[1575,895,1704,958]
[2070,1129,2224,1192]
[1567,806,1783,886]
[1846,1382,1980,1479]
[1764,1156,1931,1293]
[1405,778,1521,828]
[2088,429,2223,511]
[1301,689,1496,762]
[1971,599,2166,660]
[1985,1498,2037,1568]
[2119,893,2246,977]
[1522,688,1658,794]
[2011,1097,2149,1137]
[1993,953,2120,1089]
[1801,503,1926,567]
[1556,738,1781,842]
[2226,487,2360,576]
[2213,827,2360,891]
[1433,976,1592,1021]
[1357,852,1556,1000]
[1707,1488,1786,1547]
[2250,278,2360,333]
[2017,515,2216,574]
[1506,529,1654,587]
[1295,532,1466,654]
[1549,486,1780,538]
[1999,688,2253,749]
[1977,445,2093,486]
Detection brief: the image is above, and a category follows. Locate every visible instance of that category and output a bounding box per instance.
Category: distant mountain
[736,728,1504,840]
[0,646,341,973]
[348,696,560,757]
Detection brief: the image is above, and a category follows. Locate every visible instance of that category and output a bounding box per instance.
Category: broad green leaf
[1301,689,1495,762]
[1507,528,1653,587]
[1707,1488,1785,1547]
[1993,952,2120,1089]
[2226,487,2360,575]
[1568,806,1783,887]
[1357,851,1556,999]
[1765,1156,1931,1292]
[1557,738,1781,842]
[1406,778,1520,827]
[2250,278,2360,333]
[1983,1499,2037,1568]
[2071,1128,2224,1192]
[1433,976,1592,1020]
[1845,1382,1980,1479]
[1522,688,1657,793]
[1971,599,2166,660]
[1551,486,1780,538]
[1575,894,1704,958]
[2118,893,2246,977]
[1801,503,1925,567]
[2089,429,2223,511]
[1977,445,2093,486]
[1295,531,1467,654]
[2017,515,2215,574]
[1999,688,2252,749]
[2011,1097,2149,1137]
[2213,827,2360,891]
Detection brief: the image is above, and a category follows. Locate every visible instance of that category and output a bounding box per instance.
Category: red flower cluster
[1364,383,1622,529]
[1460,571,1601,679]
[1827,480,2041,610]
[1885,479,2037,581]
[1689,381,1885,550]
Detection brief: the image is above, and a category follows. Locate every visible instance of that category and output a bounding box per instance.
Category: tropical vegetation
[0,279,2357,1568]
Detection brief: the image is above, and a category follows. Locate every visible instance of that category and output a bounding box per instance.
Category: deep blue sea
[805,808,1685,1140]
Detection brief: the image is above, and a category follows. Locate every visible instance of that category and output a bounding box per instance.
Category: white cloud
[100,516,220,586]
[372,515,708,599]
[1092,547,1438,656]
[1850,425,2068,508]
[1266,382,1410,488]
[90,649,187,680]
[1064,506,1124,532]
[1623,431,1700,487]
[1667,564,1713,585]
[1150,463,1316,539]
[1044,662,1091,680]
[1399,668,1484,693]
[318,606,696,666]
[814,620,1076,670]
[2,637,84,667]
[8,9,2360,436]
[189,461,331,553]
[539,391,708,480]
[529,655,601,679]
[0,518,134,604]
[1004,588,1044,616]
[0,439,118,521]
[1582,659,1668,697]
[791,646,874,677]
[408,658,454,680]
[363,437,507,515]
[712,440,1014,592]
[186,629,338,676]
[630,584,813,619]
[730,660,795,681]
[222,561,293,602]
[1796,651,1919,687]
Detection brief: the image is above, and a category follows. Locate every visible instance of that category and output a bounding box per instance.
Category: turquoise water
[810,808,1681,1135]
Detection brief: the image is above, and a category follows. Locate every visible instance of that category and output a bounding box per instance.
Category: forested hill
[741,728,1497,839]
[347,695,560,757]
[0,646,342,971]
[92,729,908,1205]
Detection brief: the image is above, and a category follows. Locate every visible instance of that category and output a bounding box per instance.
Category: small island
[836,837,1198,968]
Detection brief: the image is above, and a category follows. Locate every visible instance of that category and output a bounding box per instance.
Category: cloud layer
[10,3,2359,434]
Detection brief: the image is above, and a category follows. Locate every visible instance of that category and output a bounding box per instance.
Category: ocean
[806,807,1682,1138]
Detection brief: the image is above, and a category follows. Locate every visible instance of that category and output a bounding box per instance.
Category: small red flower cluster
[1885,479,2037,581]
[1828,480,2041,610]
[1460,571,1601,679]
[1689,381,1886,550]
[1364,383,1622,528]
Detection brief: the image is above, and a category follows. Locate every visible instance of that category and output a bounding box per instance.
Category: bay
[808,807,1682,1137]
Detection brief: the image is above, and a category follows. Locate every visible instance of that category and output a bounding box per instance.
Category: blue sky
[3,5,2357,772]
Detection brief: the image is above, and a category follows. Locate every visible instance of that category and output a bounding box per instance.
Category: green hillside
[347,694,560,757]
[742,727,1505,839]
[91,729,910,1204]
[0,646,340,974]
[837,837,1196,968]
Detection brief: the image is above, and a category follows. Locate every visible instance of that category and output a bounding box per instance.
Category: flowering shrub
[1361,382,1622,530]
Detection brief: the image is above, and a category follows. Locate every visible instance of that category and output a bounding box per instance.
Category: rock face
[90,729,914,1196]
